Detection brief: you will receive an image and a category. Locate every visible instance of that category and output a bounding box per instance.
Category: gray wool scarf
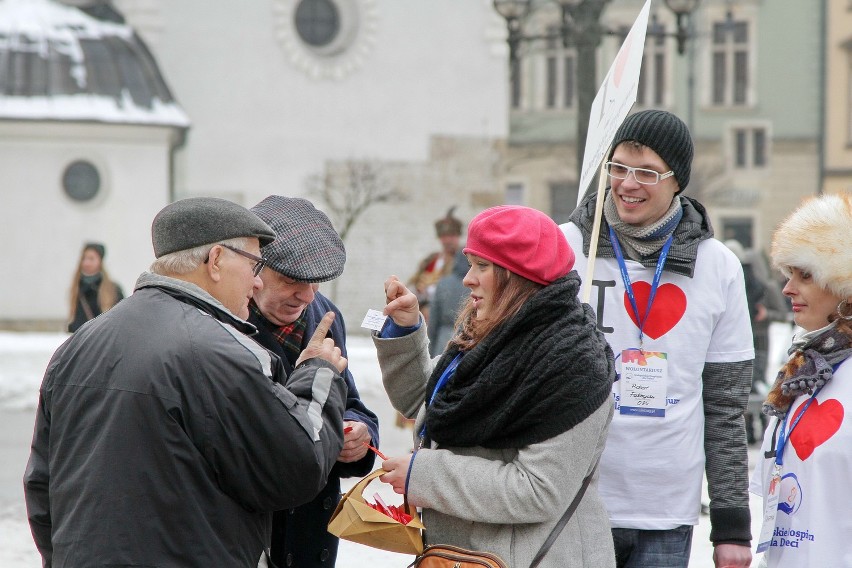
[603,192,683,259]
[568,190,714,278]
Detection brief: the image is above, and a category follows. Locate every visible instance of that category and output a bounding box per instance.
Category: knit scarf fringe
[763,322,852,417]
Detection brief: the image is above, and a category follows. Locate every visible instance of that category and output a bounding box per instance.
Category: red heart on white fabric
[789,398,844,461]
[623,282,686,340]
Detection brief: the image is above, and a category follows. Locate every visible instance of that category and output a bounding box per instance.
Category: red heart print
[623,282,686,340]
[789,398,844,461]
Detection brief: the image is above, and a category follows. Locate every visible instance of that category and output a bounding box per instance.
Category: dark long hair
[68,245,120,322]
[449,263,543,352]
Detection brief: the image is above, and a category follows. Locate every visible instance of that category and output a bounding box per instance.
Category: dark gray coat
[24,273,347,567]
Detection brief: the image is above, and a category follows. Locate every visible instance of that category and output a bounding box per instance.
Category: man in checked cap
[25,197,348,568]
[249,195,380,568]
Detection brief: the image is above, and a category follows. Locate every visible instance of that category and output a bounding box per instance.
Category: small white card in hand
[361,309,387,331]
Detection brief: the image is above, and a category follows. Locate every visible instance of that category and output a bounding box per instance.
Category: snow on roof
[0,0,189,127]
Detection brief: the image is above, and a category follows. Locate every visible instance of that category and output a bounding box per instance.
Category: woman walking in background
[68,242,124,332]
[373,205,616,568]
[751,193,852,567]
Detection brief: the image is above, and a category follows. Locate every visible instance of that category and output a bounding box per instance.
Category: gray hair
[150,237,249,276]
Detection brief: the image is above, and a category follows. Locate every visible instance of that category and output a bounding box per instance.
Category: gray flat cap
[251,196,345,283]
[152,197,276,258]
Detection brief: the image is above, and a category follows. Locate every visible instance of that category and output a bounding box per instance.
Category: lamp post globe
[663,0,699,54]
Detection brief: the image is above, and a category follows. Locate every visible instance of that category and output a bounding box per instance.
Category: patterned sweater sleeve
[702,360,753,546]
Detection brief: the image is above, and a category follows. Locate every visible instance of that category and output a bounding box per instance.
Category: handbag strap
[80,297,95,322]
[528,456,600,568]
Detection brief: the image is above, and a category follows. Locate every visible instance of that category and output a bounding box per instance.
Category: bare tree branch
[308,159,405,242]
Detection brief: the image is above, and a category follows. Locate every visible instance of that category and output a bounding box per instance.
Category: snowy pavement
[0,328,789,567]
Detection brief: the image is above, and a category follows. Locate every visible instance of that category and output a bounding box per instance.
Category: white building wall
[121,0,508,202]
[0,0,509,328]
[0,122,174,324]
[116,0,509,328]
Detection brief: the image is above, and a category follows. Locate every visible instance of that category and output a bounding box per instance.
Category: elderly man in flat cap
[24,197,349,568]
[249,195,379,568]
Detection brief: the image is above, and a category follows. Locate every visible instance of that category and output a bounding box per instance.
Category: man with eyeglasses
[561,110,754,568]
[25,197,349,568]
[247,195,379,568]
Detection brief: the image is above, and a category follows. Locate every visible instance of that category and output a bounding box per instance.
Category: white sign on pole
[576,0,653,206]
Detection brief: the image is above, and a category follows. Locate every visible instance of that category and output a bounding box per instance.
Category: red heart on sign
[623,282,686,339]
[789,398,844,461]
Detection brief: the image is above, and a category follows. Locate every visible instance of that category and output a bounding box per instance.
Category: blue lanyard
[774,385,824,467]
[419,353,463,440]
[609,227,673,347]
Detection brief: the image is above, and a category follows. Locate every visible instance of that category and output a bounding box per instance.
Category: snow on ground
[1,327,789,567]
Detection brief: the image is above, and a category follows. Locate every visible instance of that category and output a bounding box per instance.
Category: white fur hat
[771,193,852,299]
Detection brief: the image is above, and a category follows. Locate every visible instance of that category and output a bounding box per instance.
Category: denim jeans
[612,525,694,568]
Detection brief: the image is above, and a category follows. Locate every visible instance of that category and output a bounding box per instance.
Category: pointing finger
[307,311,335,346]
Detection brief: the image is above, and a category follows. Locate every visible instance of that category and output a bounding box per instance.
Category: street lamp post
[663,0,700,55]
[493,0,700,184]
[662,0,700,130]
[564,0,610,184]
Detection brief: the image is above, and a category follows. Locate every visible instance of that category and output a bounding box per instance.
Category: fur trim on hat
[771,193,852,299]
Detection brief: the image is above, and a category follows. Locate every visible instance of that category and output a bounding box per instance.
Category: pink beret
[463,206,575,285]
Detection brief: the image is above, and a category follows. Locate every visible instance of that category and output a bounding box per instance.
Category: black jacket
[67,273,124,332]
[24,273,347,567]
[249,292,378,568]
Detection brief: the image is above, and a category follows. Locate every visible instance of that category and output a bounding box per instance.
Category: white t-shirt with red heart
[562,223,754,529]
[749,357,851,567]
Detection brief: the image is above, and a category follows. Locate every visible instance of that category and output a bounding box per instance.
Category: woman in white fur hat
[750,193,852,567]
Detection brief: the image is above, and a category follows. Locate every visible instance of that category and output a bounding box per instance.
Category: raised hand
[383,276,420,328]
[294,311,347,374]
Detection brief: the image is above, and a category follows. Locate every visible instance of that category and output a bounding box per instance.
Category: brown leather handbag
[408,544,508,568]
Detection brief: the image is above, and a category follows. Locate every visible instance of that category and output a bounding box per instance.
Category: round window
[62,160,101,202]
[294,0,340,47]
[273,0,375,79]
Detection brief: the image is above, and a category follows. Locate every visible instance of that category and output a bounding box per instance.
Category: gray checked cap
[251,196,346,283]
[152,197,276,258]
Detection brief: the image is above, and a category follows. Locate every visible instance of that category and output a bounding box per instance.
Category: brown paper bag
[328,468,425,555]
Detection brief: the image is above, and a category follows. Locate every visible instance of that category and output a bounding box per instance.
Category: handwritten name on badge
[619,349,667,417]
[361,309,387,331]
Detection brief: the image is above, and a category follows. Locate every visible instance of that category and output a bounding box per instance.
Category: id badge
[756,464,782,553]
[619,348,667,417]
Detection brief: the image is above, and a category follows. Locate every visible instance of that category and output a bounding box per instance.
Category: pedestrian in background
[249,195,380,568]
[25,197,348,567]
[67,242,124,332]
[376,205,616,568]
[427,248,469,356]
[725,238,771,445]
[751,193,852,567]
[409,206,463,323]
[562,109,754,568]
